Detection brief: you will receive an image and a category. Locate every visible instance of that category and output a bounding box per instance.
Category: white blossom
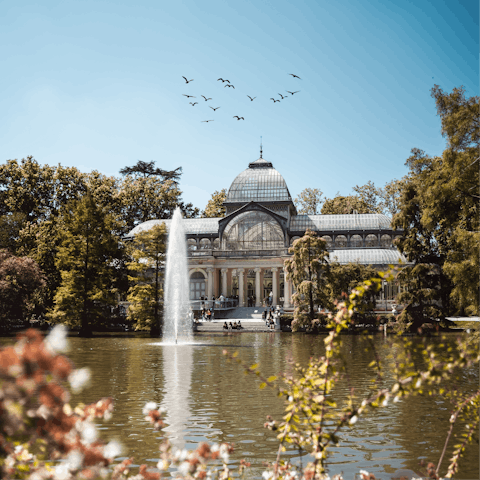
[349,415,358,425]
[45,325,69,354]
[178,461,191,476]
[262,471,274,480]
[79,420,98,444]
[104,440,122,459]
[219,444,229,463]
[157,459,169,471]
[68,368,91,393]
[65,450,83,471]
[54,463,71,480]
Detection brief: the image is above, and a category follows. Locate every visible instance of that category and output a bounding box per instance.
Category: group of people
[223,321,243,330]
[263,306,278,330]
[200,307,214,321]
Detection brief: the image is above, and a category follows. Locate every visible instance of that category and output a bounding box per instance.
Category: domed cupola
[224,148,295,217]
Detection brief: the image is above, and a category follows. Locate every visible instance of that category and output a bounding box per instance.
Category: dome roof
[225,157,292,203]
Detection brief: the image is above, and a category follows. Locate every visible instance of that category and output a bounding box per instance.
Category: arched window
[212,238,220,250]
[380,234,392,247]
[190,271,205,300]
[199,238,211,249]
[335,235,347,248]
[350,234,363,248]
[365,234,378,247]
[321,236,332,248]
[290,236,301,246]
[222,211,284,250]
[187,239,197,251]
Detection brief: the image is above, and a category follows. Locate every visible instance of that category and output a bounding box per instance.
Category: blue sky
[1,0,478,212]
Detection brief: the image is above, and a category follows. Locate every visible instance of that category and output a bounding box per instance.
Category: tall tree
[126,224,167,336]
[284,229,331,331]
[352,181,382,214]
[120,160,182,183]
[294,188,323,214]
[49,193,122,336]
[327,262,379,314]
[379,178,407,218]
[321,194,371,214]
[202,189,227,218]
[0,250,46,327]
[119,161,198,229]
[393,85,479,318]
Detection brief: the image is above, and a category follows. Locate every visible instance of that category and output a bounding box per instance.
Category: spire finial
[260,136,263,158]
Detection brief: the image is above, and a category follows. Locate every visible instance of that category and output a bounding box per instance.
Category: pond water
[61,332,477,479]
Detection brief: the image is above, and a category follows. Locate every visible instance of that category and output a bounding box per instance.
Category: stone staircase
[195,320,273,333]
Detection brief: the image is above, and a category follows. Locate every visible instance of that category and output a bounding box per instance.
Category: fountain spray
[164,208,192,344]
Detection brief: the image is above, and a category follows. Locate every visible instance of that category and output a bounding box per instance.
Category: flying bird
[182,76,194,83]
[201,120,214,123]
[278,93,286,99]
[225,84,235,88]
[201,95,212,101]
[247,95,256,101]
[182,94,195,98]
[286,90,300,95]
[217,78,230,83]
[233,116,244,120]
[189,102,198,106]
[288,74,301,79]
[210,106,220,111]
[270,98,280,103]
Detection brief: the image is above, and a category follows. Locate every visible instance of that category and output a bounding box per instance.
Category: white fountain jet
[163,207,192,344]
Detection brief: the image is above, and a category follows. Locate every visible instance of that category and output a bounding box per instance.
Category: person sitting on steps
[223,322,228,330]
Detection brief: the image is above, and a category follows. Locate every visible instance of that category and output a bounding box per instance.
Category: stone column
[255,267,262,307]
[221,268,228,296]
[271,267,278,306]
[283,268,292,308]
[207,268,214,307]
[238,268,245,307]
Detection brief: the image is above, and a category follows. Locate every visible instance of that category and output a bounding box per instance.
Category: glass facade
[222,211,284,250]
[226,167,292,203]
[290,214,392,232]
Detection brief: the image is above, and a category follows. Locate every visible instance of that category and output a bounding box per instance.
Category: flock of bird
[181,74,302,123]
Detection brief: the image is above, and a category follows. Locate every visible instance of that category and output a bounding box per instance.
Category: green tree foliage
[202,189,227,218]
[380,177,407,218]
[126,223,167,336]
[352,180,382,213]
[49,193,122,336]
[393,86,479,318]
[119,161,198,230]
[327,262,379,312]
[294,187,323,214]
[284,229,331,331]
[0,212,26,253]
[0,250,46,326]
[321,194,371,214]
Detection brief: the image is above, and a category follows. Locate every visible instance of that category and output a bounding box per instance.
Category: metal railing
[190,299,239,310]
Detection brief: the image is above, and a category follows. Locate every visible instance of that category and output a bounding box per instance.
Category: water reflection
[161,345,193,449]
[59,334,478,479]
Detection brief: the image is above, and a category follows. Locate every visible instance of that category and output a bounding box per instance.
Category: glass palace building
[127,153,406,309]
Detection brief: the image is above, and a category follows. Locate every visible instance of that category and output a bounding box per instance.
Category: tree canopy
[393,85,479,320]
[284,229,331,331]
[0,250,46,326]
[202,189,227,218]
[127,223,167,336]
[294,188,323,214]
[48,193,123,336]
